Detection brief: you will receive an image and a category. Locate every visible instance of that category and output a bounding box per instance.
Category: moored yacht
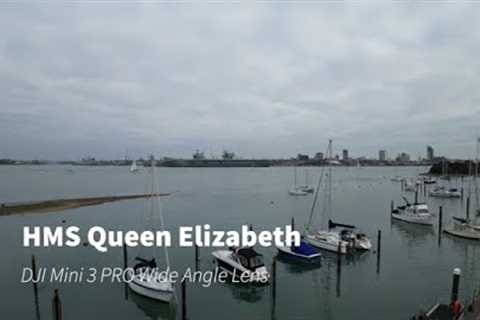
[391,198,435,226]
[129,258,175,302]
[212,247,270,283]
[430,186,462,198]
[305,230,349,254]
[328,220,372,250]
[444,217,480,240]
[277,239,322,262]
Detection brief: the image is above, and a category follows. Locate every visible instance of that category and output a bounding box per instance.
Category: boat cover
[292,241,318,256]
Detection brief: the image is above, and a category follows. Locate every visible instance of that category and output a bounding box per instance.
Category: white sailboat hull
[305,232,348,254]
[128,269,174,302]
[392,213,434,225]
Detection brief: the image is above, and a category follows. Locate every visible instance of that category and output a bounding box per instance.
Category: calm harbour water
[0,165,479,320]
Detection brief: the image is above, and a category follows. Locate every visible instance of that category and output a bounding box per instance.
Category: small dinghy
[129,258,174,302]
[212,247,270,284]
[277,239,321,262]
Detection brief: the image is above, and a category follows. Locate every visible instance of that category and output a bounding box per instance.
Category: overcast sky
[1,3,479,160]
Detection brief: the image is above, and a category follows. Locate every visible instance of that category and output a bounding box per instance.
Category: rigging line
[306,143,331,229]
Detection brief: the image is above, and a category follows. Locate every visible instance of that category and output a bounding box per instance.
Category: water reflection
[392,220,435,245]
[222,282,267,303]
[129,290,176,320]
[275,253,322,273]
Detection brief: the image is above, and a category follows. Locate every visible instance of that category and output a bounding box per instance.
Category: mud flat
[0,193,171,216]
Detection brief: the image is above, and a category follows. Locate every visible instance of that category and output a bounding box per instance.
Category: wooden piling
[336,241,342,297]
[249,224,253,231]
[376,230,381,275]
[438,206,443,235]
[271,258,277,320]
[195,244,199,271]
[291,217,295,231]
[466,197,470,220]
[182,279,187,320]
[31,255,38,293]
[123,244,128,270]
[52,289,62,320]
[32,255,40,320]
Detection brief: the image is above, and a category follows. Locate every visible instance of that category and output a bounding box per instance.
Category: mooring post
[182,279,187,320]
[249,224,253,231]
[461,187,464,200]
[451,268,462,303]
[31,255,38,293]
[123,244,128,270]
[376,230,381,275]
[291,217,295,231]
[466,197,470,220]
[272,258,276,304]
[438,206,443,235]
[195,244,199,271]
[52,289,62,320]
[414,190,418,204]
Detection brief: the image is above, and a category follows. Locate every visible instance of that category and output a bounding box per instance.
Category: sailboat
[298,169,315,193]
[130,160,139,173]
[128,156,175,302]
[304,140,371,254]
[289,166,309,196]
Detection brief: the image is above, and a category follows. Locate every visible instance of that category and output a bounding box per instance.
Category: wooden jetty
[0,193,171,216]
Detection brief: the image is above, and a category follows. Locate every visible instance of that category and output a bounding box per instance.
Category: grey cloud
[0,3,479,160]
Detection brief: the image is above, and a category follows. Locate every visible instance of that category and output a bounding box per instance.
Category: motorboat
[391,198,435,225]
[277,239,322,262]
[423,177,436,184]
[429,186,461,198]
[129,258,174,302]
[328,220,372,250]
[391,176,403,182]
[212,247,270,283]
[288,187,309,196]
[298,185,315,193]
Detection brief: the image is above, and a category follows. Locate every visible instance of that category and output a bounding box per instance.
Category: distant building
[342,149,349,161]
[315,152,324,160]
[396,152,410,162]
[379,150,387,161]
[427,146,434,161]
[193,149,205,160]
[297,153,309,160]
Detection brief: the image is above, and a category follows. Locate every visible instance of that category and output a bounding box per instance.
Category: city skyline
[1,3,480,160]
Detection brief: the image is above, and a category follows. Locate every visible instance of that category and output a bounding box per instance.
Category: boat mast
[150,155,171,270]
[325,139,333,230]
